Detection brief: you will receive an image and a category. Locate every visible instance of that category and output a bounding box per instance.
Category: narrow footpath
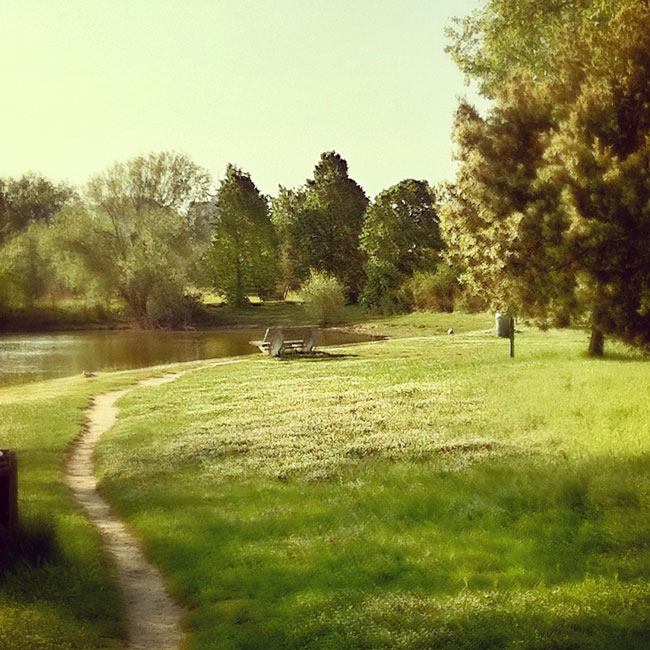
[64,359,247,650]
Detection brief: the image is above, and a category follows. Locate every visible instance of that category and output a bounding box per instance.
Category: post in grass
[495,311,515,358]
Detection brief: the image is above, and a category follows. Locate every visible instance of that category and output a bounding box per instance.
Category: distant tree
[270,185,306,297]
[443,1,650,355]
[360,179,443,311]
[289,152,369,300]
[204,165,278,306]
[54,152,213,326]
[0,222,56,312]
[0,174,74,244]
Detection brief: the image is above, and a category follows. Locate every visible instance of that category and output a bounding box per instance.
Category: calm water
[0,328,373,382]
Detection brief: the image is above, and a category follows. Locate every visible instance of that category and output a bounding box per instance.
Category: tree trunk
[588,325,604,357]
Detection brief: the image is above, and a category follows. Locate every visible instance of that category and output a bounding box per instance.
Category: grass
[2,312,649,648]
[0,359,219,650]
[195,299,493,337]
[88,322,650,649]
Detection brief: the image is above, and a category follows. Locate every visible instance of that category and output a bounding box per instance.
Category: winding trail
[64,360,247,650]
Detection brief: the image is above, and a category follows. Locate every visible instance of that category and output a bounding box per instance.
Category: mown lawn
[0,359,217,650]
[92,324,650,649]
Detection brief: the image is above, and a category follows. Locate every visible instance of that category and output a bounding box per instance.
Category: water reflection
[0,329,373,382]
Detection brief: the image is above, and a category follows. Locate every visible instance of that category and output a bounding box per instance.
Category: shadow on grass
[0,513,124,648]
[0,517,57,575]
[276,350,358,362]
[115,453,650,649]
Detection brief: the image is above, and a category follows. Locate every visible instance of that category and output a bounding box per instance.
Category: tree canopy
[360,179,442,310]
[204,164,278,306]
[445,0,615,98]
[284,152,369,300]
[0,174,74,244]
[55,152,213,326]
[443,0,650,354]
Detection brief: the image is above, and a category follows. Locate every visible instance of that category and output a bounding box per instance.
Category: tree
[0,174,74,244]
[204,165,278,306]
[443,1,650,355]
[445,0,615,98]
[270,185,306,298]
[55,152,213,326]
[289,152,369,300]
[360,179,443,311]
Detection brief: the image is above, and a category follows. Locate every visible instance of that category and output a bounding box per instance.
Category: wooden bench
[250,326,318,357]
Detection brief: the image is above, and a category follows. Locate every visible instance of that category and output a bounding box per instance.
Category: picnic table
[249,326,318,357]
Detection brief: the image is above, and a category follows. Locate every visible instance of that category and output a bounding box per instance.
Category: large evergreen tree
[205,165,278,306]
[443,0,650,355]
[288,151,369,300]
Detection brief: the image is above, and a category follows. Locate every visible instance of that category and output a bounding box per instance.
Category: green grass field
[2,314,650,648]
[97,322,650,649]
[0,360,217,650]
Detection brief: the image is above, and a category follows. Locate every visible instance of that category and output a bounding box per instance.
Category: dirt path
[64,360,247,650]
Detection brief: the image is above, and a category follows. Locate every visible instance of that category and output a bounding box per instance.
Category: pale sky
[1,0,485,199]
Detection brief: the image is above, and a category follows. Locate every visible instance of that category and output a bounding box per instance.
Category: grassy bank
[0,295,492,336]
[91,324,650,649]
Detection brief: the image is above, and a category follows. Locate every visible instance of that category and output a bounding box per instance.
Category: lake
[0,328,375,383]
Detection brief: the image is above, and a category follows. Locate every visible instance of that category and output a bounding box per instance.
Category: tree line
[0,151,455,328]
[3,0,649,356]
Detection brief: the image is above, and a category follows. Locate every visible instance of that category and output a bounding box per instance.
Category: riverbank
[0,309,492,385]
[0,299,490,337]
[2,318,649,649]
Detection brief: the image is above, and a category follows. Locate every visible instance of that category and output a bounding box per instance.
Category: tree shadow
[0,517,57,575]
[276,350,358,362]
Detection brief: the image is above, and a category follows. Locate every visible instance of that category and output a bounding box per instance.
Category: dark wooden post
[0,450,18,532]
[510,317,515,358]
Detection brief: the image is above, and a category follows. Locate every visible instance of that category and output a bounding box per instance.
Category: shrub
[300,271,345,325]
[360,264,403,314]
[456,290,490,314]
[400,267,459,312]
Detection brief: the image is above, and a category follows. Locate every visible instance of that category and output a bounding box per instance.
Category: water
[0,328,374,382]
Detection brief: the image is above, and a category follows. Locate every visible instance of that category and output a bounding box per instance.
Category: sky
[0,0,486,199]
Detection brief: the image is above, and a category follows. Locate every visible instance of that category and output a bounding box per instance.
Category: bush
[400,267,459,312]
[360,264,403,314]
[455,290,490,314]
[300,271,345,326]
[146,285,200,328]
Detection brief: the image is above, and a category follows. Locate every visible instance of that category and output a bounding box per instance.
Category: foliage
[299,270,345,326]
[204,165,278,306]
[54,152,213,326]
[443,1,650,354]
[399,266,459,313]
[0,175,75,319]
[360,179,443,311]
[0,174,74,245]
[276,152,368,301]
[0,222,57,311]
[445,0,615,98]
[270,186,306,298]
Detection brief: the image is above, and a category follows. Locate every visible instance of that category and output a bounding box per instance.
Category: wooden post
[510,318,515,358]
[0,450,18,532]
